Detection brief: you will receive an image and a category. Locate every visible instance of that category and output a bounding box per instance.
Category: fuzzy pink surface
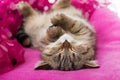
[0,7,120,80]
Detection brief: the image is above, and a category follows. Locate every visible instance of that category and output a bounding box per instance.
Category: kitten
[16,0,99,71]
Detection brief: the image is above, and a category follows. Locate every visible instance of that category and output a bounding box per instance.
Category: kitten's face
[35,39,99,71]
[42,40,86,70]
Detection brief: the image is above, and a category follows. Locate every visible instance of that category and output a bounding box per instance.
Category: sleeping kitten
[16,0,99,71]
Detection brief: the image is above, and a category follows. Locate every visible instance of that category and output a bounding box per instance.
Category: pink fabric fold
[0,28,25,74]
[0,40,25,74]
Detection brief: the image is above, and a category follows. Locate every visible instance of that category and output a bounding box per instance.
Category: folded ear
[84,60,100,68]
[34,61,52,70]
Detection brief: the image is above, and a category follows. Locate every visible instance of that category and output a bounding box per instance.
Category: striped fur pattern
[17,0,99,71]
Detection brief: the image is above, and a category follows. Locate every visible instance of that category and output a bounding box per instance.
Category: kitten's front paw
[47,26,63,39]
[51,14,66,26]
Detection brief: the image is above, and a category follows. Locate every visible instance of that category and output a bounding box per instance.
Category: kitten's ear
[84,60,100,68]
[34,61,52,70]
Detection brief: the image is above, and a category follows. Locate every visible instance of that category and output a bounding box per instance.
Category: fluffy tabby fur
[16,0,99,71]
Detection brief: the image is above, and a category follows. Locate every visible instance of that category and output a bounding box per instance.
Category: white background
[108,0,120,17]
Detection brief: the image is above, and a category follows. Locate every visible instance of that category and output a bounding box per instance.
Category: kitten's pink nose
[62,40,71,49]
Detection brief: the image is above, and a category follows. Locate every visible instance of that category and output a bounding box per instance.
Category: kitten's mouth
[62,40,71,49]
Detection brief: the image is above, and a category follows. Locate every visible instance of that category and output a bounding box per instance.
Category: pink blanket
[1,7,120,80]
[0,27,25,74]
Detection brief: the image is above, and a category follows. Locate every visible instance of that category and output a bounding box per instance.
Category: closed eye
[58,53,61,60]
[72,53,75,58]
[82,48,89,55]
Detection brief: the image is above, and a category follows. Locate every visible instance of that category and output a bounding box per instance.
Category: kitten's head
[35,40,99,71]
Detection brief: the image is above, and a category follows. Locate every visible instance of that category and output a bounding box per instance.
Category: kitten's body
[16,0,99,70]
[24,6,94,49]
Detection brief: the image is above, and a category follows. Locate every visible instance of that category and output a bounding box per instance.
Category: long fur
[16,0,99,71]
